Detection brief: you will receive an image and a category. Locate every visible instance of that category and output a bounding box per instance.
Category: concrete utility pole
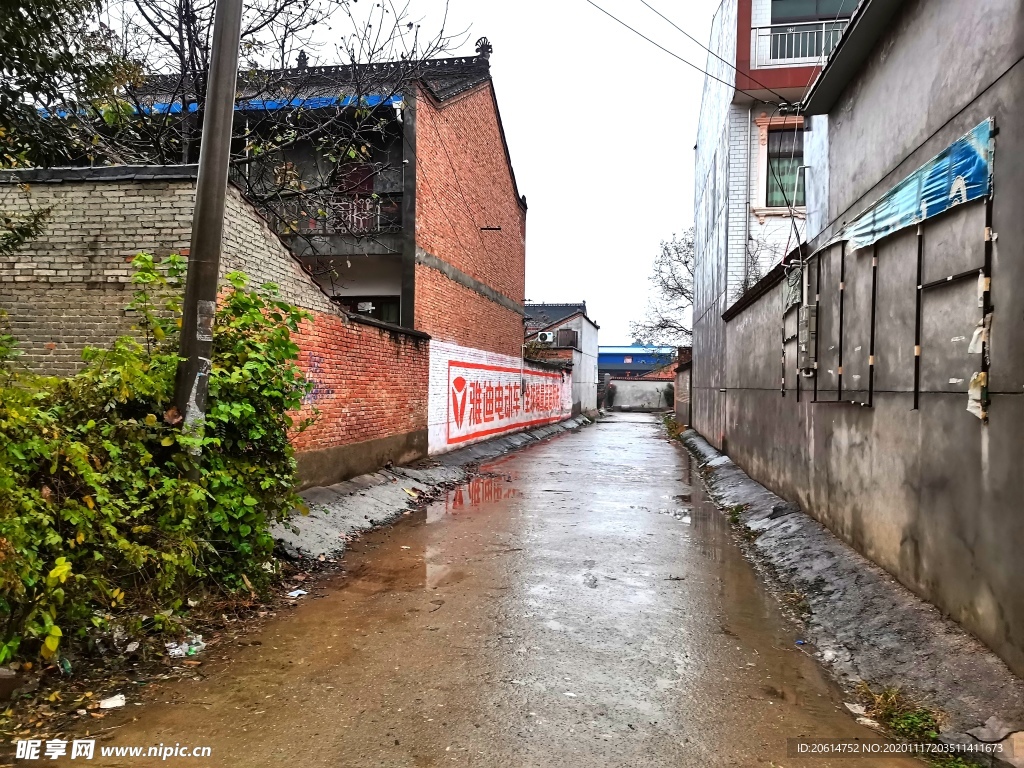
[172,0,245,454]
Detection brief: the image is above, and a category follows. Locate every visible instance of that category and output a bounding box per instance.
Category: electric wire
[785,0,855,266]
[774,0,855,262]
[583,0,781,105]
[638,0,789,104]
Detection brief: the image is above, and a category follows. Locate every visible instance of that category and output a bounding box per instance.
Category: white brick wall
[751,0,772,27]
[726,104,753,300]
[695,0,737,323]
[699,102,809,308]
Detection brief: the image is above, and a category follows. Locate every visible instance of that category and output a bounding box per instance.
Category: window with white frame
[767,128,805,208]
[753,113,807,219]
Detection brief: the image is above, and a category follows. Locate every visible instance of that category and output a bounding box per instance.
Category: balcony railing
[268,192,403,237]
[753,20,848,68]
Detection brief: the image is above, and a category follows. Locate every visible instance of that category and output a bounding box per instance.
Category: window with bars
[767,128,805,208]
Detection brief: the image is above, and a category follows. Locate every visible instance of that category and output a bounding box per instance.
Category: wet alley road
[93,414,918,767]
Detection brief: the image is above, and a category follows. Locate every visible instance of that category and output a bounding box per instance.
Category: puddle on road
[425,474,520,523]
[81,415,919,767]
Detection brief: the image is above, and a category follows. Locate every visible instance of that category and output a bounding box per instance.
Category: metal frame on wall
[796,118,995,417]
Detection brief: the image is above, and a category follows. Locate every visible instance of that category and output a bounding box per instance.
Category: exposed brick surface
[1,177,428,467]
[2,76,533,467]
[0,180,334,374]
[413,264,523,358]
[414,83,526,358]
[291,313,428,452]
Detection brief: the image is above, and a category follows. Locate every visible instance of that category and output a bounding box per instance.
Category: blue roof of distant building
[599,346,676,355]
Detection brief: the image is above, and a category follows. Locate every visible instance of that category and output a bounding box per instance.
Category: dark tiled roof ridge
[137,54,491,100]
[525,302,587,308]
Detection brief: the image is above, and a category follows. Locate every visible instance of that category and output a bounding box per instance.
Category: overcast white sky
[410,0,718,344]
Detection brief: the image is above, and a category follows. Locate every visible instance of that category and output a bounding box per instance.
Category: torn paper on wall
[967,371,987,420]
[968,312,993,355]
[969,321,985,354]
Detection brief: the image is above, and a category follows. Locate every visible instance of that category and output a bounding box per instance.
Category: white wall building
[692,0,851,440]
[695,0,850,306]
[524,303,600,416]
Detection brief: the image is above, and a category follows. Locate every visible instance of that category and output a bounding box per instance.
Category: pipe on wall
[745,104,752,282]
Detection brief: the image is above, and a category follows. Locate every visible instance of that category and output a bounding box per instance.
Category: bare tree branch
[631,228,694,346]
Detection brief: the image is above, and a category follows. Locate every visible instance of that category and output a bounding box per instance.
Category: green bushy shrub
[0,253,314,662]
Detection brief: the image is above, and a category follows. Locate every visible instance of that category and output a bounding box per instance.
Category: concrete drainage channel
[272,415,593,560]
[679,429,1024,767]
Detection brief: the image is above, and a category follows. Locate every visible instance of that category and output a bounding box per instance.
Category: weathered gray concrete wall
[675,367,691,425]
[609,379,673,412]
[695,0,1024,676]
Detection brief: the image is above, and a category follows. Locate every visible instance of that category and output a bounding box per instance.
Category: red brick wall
[529,347,574,363]
[289,311,429,453]
[2,173,431,487]
[413,264,523,358]
[414,82,526,357]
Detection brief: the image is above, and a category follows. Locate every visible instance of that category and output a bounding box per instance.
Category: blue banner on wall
[832,119,993,252]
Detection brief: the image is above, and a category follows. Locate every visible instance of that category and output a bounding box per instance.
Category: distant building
[525,302,599,416]
[524,302,588,334]
[598,346,676,380]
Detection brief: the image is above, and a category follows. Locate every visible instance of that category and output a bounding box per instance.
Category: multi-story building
[693,0,853,442]
[690,0,1024,677]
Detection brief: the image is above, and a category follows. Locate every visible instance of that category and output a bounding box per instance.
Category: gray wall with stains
[692,0,1024,675]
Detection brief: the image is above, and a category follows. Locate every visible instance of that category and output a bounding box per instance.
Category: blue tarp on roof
[149,93,402,114]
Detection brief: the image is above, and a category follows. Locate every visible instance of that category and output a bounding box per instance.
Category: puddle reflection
[427,475,520,523]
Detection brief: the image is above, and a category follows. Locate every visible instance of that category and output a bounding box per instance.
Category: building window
[766,128,805,208]
[771,0,850,23]
[753,113,807,219]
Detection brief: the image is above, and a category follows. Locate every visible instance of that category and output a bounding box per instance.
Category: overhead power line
[638,0,789,103]
[775,0,855,258]
[582,0,780,105]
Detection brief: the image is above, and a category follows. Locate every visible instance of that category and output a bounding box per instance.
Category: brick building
[0,45,572,485]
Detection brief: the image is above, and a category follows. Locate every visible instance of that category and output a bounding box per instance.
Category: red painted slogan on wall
[447,361,566,445]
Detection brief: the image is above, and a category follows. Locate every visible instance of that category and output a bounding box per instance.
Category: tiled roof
[640,363,677,381]
[524,302,588,332]
[135,55,492,107]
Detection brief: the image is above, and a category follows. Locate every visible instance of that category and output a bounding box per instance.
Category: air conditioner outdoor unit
[536,332,556,343]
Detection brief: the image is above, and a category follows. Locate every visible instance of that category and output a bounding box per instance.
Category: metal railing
[267,192,403,237]
[753,20,848,68]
